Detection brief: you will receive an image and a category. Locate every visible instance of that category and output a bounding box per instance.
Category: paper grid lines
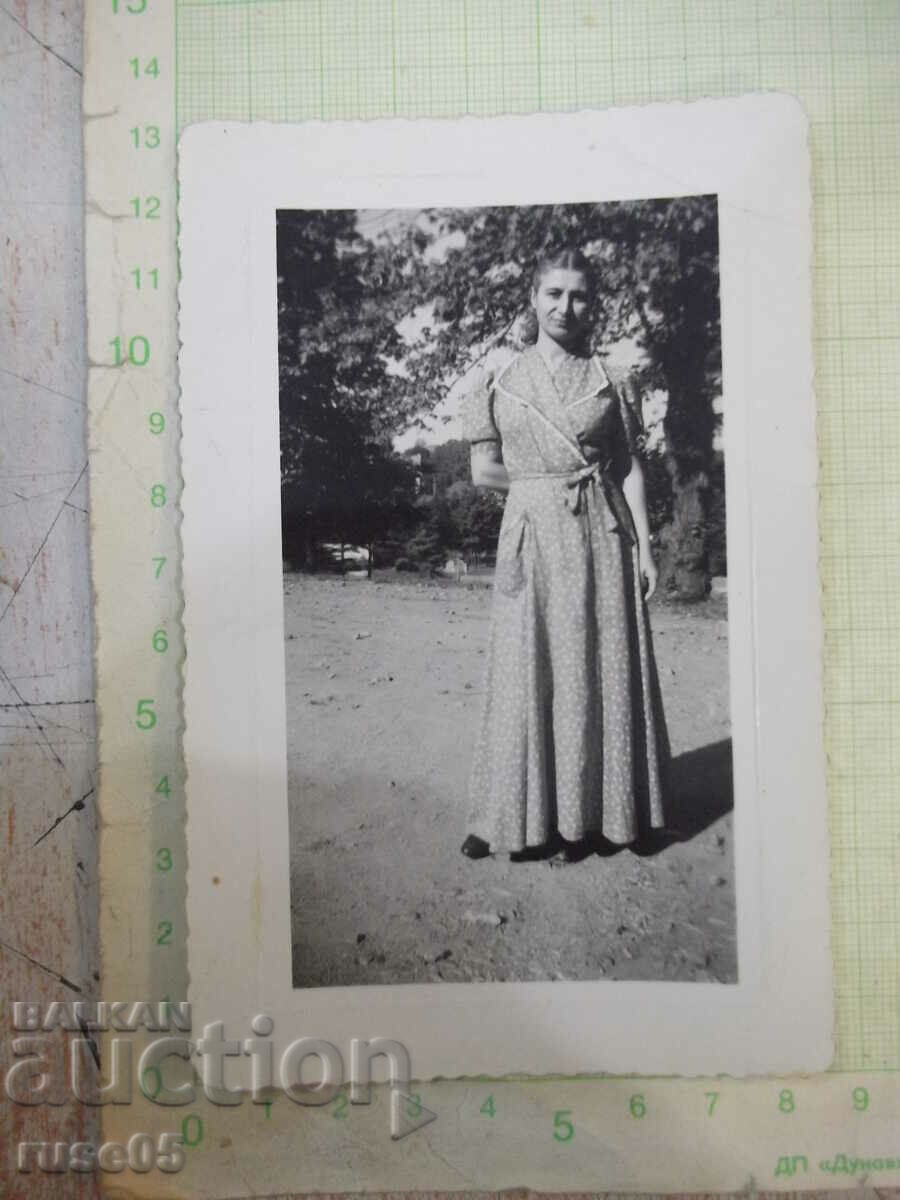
[174,0,900,1072]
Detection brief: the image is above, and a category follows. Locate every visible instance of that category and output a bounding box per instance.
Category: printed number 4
[553,1110,574,1142]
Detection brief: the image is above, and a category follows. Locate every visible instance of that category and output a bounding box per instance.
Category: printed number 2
[553,1110,574,1142]
[156,920,172,945]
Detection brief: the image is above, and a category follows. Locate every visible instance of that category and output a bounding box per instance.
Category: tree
[381,201,721,598]
[276,210,423,565]
[277,203,722,596]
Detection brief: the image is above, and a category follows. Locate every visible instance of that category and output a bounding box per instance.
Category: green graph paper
[175,0,900,1072]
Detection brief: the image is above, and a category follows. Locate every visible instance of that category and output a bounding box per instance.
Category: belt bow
[563,460,608,515]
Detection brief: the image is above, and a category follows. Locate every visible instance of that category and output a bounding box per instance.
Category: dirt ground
[285,571,735,988]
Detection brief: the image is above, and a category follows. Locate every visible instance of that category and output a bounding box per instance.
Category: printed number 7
[705,1091,719,1115]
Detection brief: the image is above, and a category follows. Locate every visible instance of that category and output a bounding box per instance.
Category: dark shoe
[460,834,491,860]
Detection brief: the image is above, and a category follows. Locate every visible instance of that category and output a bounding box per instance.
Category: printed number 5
[553,1110,574,1142]
[136,698,156,729]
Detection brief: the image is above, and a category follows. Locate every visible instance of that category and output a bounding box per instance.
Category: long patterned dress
[462,345,670,852]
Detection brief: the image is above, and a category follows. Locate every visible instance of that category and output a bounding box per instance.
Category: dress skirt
[467,472,669,852]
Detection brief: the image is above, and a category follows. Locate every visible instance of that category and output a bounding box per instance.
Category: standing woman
[460,247,670,860]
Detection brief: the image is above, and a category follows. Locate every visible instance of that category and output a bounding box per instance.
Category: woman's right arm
[470,442,510,493]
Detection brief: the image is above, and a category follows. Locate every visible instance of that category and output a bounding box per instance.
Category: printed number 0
[629,1094,646,1119]
[182,1115,203,1147]
[552,1110,574,1142]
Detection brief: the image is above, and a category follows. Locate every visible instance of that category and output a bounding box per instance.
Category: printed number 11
[131,268,159,290]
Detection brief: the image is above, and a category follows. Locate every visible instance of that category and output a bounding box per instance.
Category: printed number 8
[778,1089,795,1113]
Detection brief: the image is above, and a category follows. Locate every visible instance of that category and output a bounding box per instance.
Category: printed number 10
[110,335,150,366]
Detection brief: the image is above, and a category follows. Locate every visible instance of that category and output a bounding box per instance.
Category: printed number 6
[553,1109,574,1142]
[136,698,156,729]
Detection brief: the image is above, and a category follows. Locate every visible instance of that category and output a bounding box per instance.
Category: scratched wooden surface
[1,3,896,1199]
[1,0,100,1195]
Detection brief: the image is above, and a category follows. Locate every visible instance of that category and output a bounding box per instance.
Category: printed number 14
[129,57,159,77]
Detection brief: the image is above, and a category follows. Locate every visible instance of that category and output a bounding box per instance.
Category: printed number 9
[852,1086,869,1112]
[552,1110,574,1142]
[149,412,165,434]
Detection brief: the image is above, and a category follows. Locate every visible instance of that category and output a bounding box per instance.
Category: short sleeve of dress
[460,368,500,445]
[614,371,647,456]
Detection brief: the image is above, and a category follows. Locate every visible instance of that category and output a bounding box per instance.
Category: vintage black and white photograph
[276,199,735,988]
[181,106,829,1076]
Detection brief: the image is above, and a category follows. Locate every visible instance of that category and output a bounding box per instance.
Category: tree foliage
[277,201,722,595]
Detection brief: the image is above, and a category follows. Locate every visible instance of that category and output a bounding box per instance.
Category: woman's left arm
[622,456,658,600]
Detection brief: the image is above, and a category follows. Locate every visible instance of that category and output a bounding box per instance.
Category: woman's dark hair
[519,246,597,348]
[531,246,596,295]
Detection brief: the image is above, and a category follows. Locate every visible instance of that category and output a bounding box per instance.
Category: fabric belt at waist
[510,460,635,539]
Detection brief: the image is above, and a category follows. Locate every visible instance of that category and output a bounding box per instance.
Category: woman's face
[531,267,592,348]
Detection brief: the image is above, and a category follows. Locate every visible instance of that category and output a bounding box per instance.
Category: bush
[394,558,419,573]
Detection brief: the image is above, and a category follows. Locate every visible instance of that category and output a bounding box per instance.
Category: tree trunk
[659,365,717,600]
[659,468,709,601]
